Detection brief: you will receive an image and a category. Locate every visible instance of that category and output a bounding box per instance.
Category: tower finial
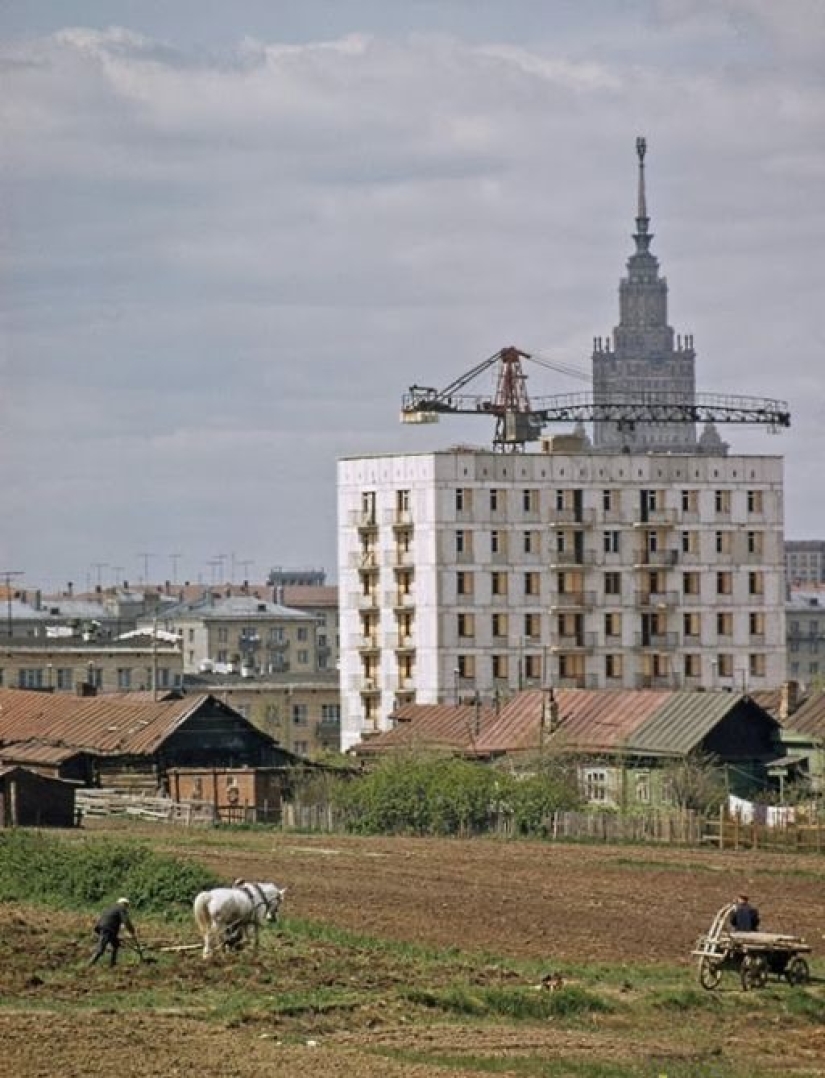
[634,135,651,252]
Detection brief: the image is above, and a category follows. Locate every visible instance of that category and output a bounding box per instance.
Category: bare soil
[1,826,823,1077]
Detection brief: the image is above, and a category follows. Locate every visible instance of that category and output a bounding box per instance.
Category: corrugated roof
[474,689,673,755]
[355,702,496,755]
[282,585,338,608]
[625,691,753,756]
[781,691,825,736]
[0,740,84,765]
[0,688,223,756]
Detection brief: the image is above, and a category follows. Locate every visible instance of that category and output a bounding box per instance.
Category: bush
[0,831,220,913]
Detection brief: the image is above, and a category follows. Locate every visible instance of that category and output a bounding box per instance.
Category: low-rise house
[0,688,295,795]
[358,689,782,807]
[0,766,77,827]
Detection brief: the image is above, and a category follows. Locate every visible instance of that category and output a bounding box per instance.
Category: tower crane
[400,346,791,452]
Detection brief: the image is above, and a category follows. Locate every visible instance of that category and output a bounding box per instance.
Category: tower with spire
[592,137,720,453]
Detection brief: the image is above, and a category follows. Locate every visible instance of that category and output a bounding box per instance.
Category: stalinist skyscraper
[592,138,721,453]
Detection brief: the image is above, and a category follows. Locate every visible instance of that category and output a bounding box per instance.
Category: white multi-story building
[337,446,786,750]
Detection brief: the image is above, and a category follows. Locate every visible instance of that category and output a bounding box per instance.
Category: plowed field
[1,825,823,1077]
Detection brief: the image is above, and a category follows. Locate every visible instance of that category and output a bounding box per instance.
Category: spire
[633,135,652,254]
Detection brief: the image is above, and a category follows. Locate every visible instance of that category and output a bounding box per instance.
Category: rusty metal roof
[354,702,497,756]
[781,690,825,736]
[473,689,673,756]
[0,688,224,757]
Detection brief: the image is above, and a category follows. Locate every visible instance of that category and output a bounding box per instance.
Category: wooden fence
[76,789,217,827]
[702,809,825,852]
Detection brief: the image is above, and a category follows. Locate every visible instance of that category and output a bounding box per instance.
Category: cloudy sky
[2,1,823,593]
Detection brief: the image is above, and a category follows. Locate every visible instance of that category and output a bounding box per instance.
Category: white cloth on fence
[766,805,796,827]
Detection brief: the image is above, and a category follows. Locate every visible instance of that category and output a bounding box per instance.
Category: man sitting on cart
[729,893,760,932]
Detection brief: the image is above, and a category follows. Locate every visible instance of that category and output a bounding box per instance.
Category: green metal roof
[624,691,748,756]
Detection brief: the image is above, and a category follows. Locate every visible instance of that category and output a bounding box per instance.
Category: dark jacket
[729,902,760,932]
[95,904,134,938]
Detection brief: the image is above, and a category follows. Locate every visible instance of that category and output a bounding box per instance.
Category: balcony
[355,635,380,652]
[549,549,597,568]
[351,510,378,531]
[388,508,413,527]
[354,592,380,610]
[633,508,677,526]
[353,551,379,571]
[546,508,595,525]
[551,632,597,652]
[633,550,679,568]
[360,678,381,695]
[635,673,675,689]
[392,549,415,568]
[635,590,680,608]
[548,591,596,609]
[633,632,678,649]
[392,591,416,609]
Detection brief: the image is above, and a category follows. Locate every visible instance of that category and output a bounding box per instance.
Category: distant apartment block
[785,540,825,586]
[787,587,825,689]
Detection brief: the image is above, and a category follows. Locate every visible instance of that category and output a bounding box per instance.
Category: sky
[1,1,824,593]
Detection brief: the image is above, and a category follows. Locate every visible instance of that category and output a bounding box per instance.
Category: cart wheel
[698,958,722,990]
[785,957,810,987]
[741,955,768,991]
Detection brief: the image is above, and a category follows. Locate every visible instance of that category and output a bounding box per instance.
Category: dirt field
[1,826,824,1077]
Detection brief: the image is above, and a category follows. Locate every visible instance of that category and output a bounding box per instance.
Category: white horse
[193,880,286,959]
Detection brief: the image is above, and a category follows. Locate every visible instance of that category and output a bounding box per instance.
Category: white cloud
[1,10,823,588]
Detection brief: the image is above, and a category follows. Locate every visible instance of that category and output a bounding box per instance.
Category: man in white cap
[89,897,137,967]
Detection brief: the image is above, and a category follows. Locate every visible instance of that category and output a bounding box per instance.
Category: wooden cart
[692,904,812,991]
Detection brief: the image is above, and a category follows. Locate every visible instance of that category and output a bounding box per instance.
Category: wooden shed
[0,766,77,828]
[169,765,299,824]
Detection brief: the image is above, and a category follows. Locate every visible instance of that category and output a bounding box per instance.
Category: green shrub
[0,831,219,913]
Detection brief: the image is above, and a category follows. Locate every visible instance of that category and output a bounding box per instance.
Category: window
[523,654,541,680]
[747,531,762,555]
[682,489,698,513]
[56,668,73,690]
[749,612,765,636]
[297,626,308,641]
[715,490,731,514]
[457,613,475,638]
[523,489,537,512]
[321,704,340,721]
[684,654,701,678]
[523,530,537,554]
[524,572,540,596]
[716,654,734,678]
[604,572,621,596]
[716,571,733,595]
[491,571,507,596]
[748,571,764,596]
[491,530,502,554]
[117,668,132,690]
[292,704,308,725]
[605,612,622,637]
[297,649,309,664]
[583,768,608,803]
[556,530,567,553]
[683,612,701,637]
[683,572,700,596]
[396,489,410,512]
[18,668,44,689]
[603,530,620,554]
[492,654,509,679]
[681,531,698,554]
[749,654,766,677]
[457,654,475,679]
[455,530,470,556]
[455,488,471,512]
[490,488,500,511]
[188,628,195,642]
[715,531,730,554]
[524,612,540,638]
[456,571,473,596]
[635,773,651,804]
[603,489,613,512]
[605,654,623,679]
[492,613,508,638]
[747,490,763,513]
[217,627,229,643]
[270,626,285,643]
[647,570,665,595]
[293,740,309,756]
[716,612,733,637]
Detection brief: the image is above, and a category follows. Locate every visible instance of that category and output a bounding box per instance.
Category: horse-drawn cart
[692,904,812,991]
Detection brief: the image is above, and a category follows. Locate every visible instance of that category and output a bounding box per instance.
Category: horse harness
[221,882,277,949]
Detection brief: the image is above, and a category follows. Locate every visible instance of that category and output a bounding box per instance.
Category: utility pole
[169,553,182,584]
[136,552,154,585]
[1,571,24,639]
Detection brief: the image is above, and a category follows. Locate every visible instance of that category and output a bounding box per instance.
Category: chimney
[779,680,800,721]
[67,581,74,596]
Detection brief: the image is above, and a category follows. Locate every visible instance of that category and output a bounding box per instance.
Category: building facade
[787,588,825,690]
[337,447,786,750]
[591,137,724,455]
[785,541,825,586]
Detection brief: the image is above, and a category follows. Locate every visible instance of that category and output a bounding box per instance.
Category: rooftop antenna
[169,553,182,584]
[1,570,24,639]
[137,552,155,585]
